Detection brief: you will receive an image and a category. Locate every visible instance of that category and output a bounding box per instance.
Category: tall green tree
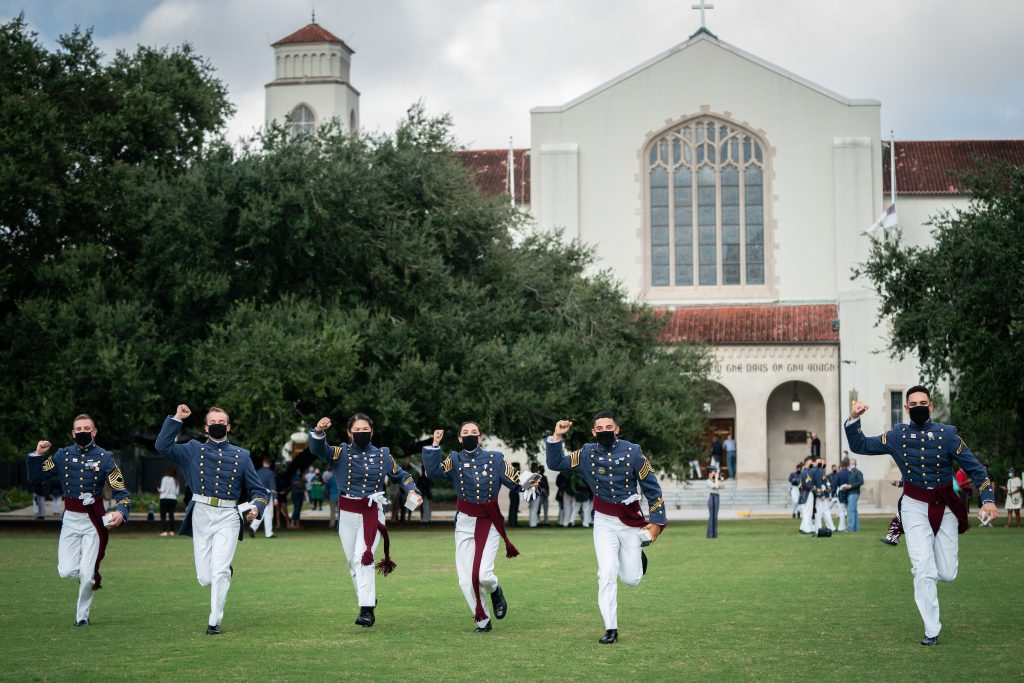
[854,162,1024,474]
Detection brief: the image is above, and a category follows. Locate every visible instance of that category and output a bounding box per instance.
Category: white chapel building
[266,20,1024,511]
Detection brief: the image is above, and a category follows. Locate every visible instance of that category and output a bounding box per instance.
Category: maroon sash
[592,496,648,528]
[63,496,110,590]
[337,496,396,575]
[457,498,520,621]
[903,481,968,535]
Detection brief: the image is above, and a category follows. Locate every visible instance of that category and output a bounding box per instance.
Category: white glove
[522,487,537,503]
[79,493,95,506]
[367,491,388,509]
[622,493,641,506]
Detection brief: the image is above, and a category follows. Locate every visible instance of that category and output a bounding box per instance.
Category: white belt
[192,494,237,508]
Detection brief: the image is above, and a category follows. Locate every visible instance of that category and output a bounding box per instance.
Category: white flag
[864,203,897,236]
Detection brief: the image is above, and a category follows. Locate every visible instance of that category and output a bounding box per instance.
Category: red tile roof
[885,140,1024,195]
[659,304,839,344]
[456,148,531,203]
[272,23,353,52]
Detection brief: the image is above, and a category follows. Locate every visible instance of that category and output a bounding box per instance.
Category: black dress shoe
[491,585,508,619]
[206,624,221,635]
[229,564,234,576]
[920,635,938,646]
[599,629,618,644]
[474,621,492,633]
[74,619,90,628]
[641,551,648,575]
[355,606,375,627]
[880,538,899,546]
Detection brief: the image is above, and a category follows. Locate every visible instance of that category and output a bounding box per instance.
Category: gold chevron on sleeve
[955,438,966,455]
[252,496,269,505]
[108,466,126,490]
[403,476,414,486]
[980,478,992,492]
[569,449,581,468]
[638,457,653,479]
[881,432,888,445]
[331,446,342,460]
[42,457,55,472]
[441,457,453,473]
[504,461,520,484]
[650,497,664,512]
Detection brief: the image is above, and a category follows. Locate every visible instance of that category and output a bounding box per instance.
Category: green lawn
[1,519,1020,682]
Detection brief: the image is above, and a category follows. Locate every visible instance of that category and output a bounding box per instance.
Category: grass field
[1,519,1020,682]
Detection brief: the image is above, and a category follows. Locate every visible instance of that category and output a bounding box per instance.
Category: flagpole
[888,130,896,242]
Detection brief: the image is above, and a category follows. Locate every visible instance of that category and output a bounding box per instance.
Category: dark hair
[347,413,373,431]
[163,467,176,477]
[593,410,616,424]
[841,458,850,467]
[906,385,931,400]
[72,413,95,429]
[459,421,481,433]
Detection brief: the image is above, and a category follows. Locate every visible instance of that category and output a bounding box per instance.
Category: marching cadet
[26,414,131,626]
[307,413,422,628]
[845,385,997,646]
[545,412,667,645]
[788,463,803,519]
[155,404,269,635]
[422,422,539,633]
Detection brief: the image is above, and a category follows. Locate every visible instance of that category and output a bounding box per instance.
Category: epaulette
[331,445,343,461]
[569,449,582,468]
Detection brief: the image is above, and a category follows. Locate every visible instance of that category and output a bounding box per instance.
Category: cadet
[249,457,277,539]
[422,422,538,633]
[26,414,131,626]
[307,412,421,628]
[155,404,269,635]
[797,457,816,534]
[788,463,803,518]
[546,412,666,644]
[845,385,997,646]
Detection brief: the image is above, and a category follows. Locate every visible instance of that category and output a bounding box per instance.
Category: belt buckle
[210,497,220,507]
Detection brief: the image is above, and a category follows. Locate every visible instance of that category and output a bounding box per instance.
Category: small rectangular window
[890,391,903,428]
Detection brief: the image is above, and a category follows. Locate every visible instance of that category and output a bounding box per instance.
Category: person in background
[706,469,723,538]
[556,470,571,526]
[709,437,723,472]
[32,479,47,519]
[507,462,522,527]
[847,456,864,532]
[724,432,737,480]
[158,467,180,537]
[249,457,277,539]
[325,468,339,529]
[291,474,306,529]
[788,463,802,519]
[1004,468,1022,527]
[49,478,64,515]
[275,468,290,530]
[955,463,973,515]
[810,432,821,459]
[416,464,433,523]
[834,459,851,531]
[309,468,324,512]
[529,465,550,527]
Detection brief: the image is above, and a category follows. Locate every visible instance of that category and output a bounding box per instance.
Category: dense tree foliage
[855,162,1024,476]
[0,16,711,475]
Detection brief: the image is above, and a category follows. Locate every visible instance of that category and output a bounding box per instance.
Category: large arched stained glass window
[289,104,316,140]
[648,118,766,288]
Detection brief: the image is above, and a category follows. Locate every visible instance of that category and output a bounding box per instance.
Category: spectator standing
[32,479,47,519]
[291,475,306,528]
[709,437,723,472]
[955,466,973,515]
[847,457,864,532]
[529,465,550,527]
[249,458,277,539]
[275,469,290,530]
[1005,468,1022,528]
[556,470,573,526]
[834,459,851,531]
[416,467,433,523]
[724,433,737,480]
[706,470,723,538]
[810,432,821,459]
[325,469,339,528]
[158,467,180,536]
[507,462,522,527]
[49,479,63,515]
[309,469,325,511]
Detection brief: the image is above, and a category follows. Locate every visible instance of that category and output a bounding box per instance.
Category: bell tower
[265,19,360,135]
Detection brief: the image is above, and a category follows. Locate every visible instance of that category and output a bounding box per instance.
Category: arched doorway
[703,381,737,477]
[766,380,826,481]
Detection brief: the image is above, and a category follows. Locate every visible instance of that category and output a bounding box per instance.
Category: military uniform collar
[462,447,483,457]
[206,438,231,447]
[350,443,377,455]
[908,419,935,431]
[74,442,97,455]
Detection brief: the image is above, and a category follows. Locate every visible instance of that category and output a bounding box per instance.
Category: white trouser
[688,460,702,478]
[52,495,63,515]
[593,511,644,630]
[789,486,800,513]
[337,507,383,607]
[836,501,848,531]
[581,498,594,527]
[815,497,835,531]
[454,512,500,626]
[420,499,431,523]
[799,494,816,533]
[191,503,241,627]
[561,493,582,526]
[902,496,958,638]
[529,497,549,527]
[57,511,100,622]
[250,501,274,537]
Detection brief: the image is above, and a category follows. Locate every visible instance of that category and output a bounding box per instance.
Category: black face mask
[352,431,372,449]
[73,431,93,448]
[908,406,930,427]
[595,431,616,449]
[207,423,228,440]
[461,435,479,452]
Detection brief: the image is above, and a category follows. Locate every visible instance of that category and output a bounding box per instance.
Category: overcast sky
[6,0,1024,149]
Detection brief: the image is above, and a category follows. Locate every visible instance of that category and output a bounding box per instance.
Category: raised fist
[432,429,444,447]
[174,404,192,421]
[849,401,868,420]
[316,417,332,432]
[35,440,51,455]
[554,420,573,438]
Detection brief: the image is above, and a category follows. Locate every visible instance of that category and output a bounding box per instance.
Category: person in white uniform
[26,414,131,627]
[306,413,421,627]
[545,412,667,645]
[155,404,268,635]
[845,385,997,646]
